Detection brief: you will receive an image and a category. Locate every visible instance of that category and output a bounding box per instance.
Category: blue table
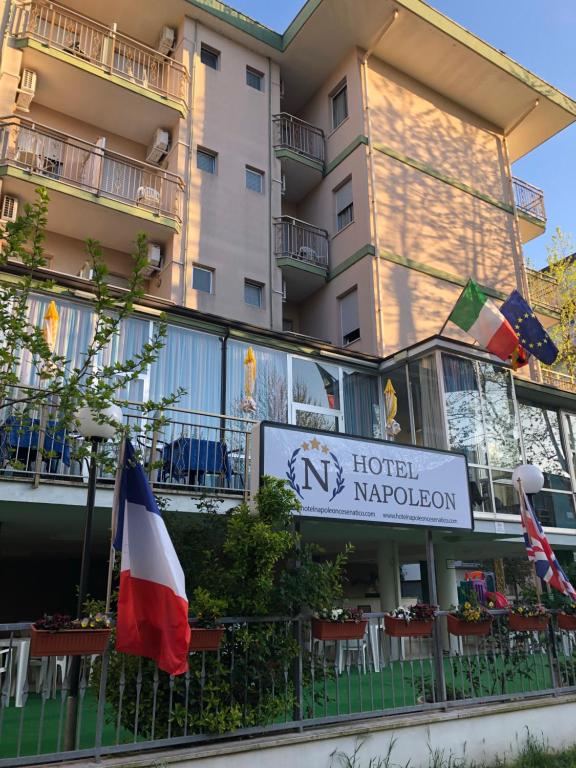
[162,437,232,486]
[0,416,71,472]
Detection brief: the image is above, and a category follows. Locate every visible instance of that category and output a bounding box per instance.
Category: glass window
[292,358,340,411]
[565,412,576,475]
[532,491,576,529]
[478,362,520,469]
[331,81,348,129]
[295,411,338,432]
[382,366,412,446]
[226,340,288,422]
[244,280,263,308]
[334,178,353,231]
[442,354,486,462]
[246,167,264,193]
[200,44,219,69]
[410,355,444,449]
[343,369,379,438]
[100,315,152,402]
[246,66,264,91]
[197,148,217,174]
[192,266,213,293]
[519,403,571,490]
[339,288,359,345]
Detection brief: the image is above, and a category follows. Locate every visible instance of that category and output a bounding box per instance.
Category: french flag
[114,440,190,676]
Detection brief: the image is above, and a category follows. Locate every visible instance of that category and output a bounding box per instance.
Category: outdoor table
[162,437,232,486]
[0,416,70,472]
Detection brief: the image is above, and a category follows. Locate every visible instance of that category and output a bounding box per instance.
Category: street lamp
[511,464,545,497]
[65,402,122,750]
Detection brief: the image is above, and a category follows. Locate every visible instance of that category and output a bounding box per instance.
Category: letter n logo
[301,458,329,491]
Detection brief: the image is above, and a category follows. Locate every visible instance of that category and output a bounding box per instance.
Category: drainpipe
[181,19,198,307]
[361,9,399,356]
[267,56,275,330]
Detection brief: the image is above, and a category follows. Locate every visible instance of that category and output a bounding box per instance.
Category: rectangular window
[192,265,213,293]
[246,166,264,193]
[197,148,217,174]
[335,178,353,231]
[331,81,348,129]
[339,288,360,345]
[246,66,264,91]
[200,44,219,70]
[244,280,263,308]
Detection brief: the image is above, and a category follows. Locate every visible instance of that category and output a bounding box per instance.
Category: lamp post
[64,403,122,751]
[512,463,545,597]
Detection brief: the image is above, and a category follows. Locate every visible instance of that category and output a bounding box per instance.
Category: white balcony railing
[273,216,329,269]
[0,118,183,221]
[11,0,188,104]
[512,177,546,222]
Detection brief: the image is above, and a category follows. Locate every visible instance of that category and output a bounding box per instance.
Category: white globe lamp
[511,464,544,495]
[76,403,123,440]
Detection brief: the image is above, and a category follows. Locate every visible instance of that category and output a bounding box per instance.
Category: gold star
[310,437,320,450]
[301,442,309,451]
[518,317,523,324]
[524,313,529,319]
[322,444,330,454]
[531,313,536,318]
[537,341,543,347]
[529,343,534,349]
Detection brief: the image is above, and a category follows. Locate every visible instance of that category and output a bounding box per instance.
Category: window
[335,178,353,231]
[197,148,217,174]
[244,280,263,308]
[246,166,264,193]
[331,81,348,129]
[246,66,264,91]
[200,44,219,70]
[339,288,360,345]
[192,265,213,293]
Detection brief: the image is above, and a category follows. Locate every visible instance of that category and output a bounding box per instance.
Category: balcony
[10,1,188,142]
[273,114,325,202]
[526,267,559,311]
[512,177,546,243]
[0,118,183,251]
[274,216,328,302]
[541,367,575,394]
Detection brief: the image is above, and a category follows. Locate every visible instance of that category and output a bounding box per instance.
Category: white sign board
[253,423,473,531]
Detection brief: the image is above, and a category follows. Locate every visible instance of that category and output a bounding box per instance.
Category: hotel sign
[253,423,473,531]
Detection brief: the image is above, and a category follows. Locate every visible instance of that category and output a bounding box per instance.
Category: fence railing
[512,177,546,222]
[526,267,559,311]
[1,610,576,764]
[0,118,183,221]
[11,0,188,104]
[273,114,325,164]
[0,388,253,498]
[541,368,575,394]
[273,216,329,269]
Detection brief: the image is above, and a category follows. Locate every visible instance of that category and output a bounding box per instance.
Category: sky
[232,0,576,269]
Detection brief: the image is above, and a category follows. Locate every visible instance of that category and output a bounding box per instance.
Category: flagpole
[105,438,125,615]
[438,280,470,338]
[515,476,542,601]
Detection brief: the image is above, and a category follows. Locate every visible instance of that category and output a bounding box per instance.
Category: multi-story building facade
[0,0,575,618]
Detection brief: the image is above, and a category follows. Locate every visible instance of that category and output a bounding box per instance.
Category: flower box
[311,618,367,641]
[508,613,549,632]
[384,616,433,637]
[447,615,492,637]
[189,627,225,651]
[557,613,576,631]
[30,627,111,657]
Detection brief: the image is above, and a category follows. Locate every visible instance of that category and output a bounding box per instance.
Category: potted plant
[556,603,576,631]
[31,613,112,656]
[508,601,549,632]
[311,607,367,641]
[189,588,227,652]
[448,599,492,637]
[384,603,436,637]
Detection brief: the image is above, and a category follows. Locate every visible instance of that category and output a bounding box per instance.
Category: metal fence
[273,114,325,164]
[526,267,559,311]
[0,119,183,221]
[2,611,576,765]
[11,0,188,104]
[0,390,253,498]
[512,177,546,221]
[273,217,329,269]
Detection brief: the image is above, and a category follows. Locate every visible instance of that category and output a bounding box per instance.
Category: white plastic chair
[0,648,12,703]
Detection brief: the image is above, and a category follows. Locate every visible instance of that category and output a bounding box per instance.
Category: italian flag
[449,280,519,360]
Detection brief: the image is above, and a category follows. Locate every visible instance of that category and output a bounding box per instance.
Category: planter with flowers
[384,604,436,637]
[448,601,492,637]
[31,613,112,656]
[556,602,576,631]
[508,602,549,632]
[312,608,367,641]
[189,588,227,652]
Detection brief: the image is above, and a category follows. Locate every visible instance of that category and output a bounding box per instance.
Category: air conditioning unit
[16,69,37,112]
[157,26,176,55]
[146,128,170,164]
[141,243,162,277]
[0,194,19,222]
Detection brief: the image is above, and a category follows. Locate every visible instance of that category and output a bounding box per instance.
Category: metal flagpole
[515,477,542,600]
[437,280,470,338]
[105,438,126,614]
[425,530,446,703]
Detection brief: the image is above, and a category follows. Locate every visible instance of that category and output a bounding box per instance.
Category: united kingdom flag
[520,490,576,601]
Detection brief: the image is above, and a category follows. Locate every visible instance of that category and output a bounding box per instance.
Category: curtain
[343,370,378,438]
[409,355,444,449]
[226,340,287,423]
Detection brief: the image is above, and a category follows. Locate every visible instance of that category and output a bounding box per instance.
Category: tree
[0,187,182,462]
[544,227,576,378]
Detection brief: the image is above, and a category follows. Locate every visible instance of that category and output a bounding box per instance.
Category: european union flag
[500,290,558,365]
